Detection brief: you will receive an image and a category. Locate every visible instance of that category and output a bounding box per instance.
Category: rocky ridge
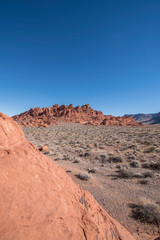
[12,104,142,127]
[124,112,160,124]
[0,112,135,240]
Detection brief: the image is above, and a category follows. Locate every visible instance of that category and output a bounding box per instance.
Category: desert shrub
[132,198,160,225]
[130,160,141,168]
[155,148,160,153]
[100,154,108,158]
[142,162,150,169]
[107,156,123,163]
[134,173,143,178]
[144,146,155,153]
[43,151,51,155]
[118,169,134,178]
[111,156,123,163]
[88,167,98,173]
[143,171,154,178]
[138,179,149,185]
[79,152,91,157]
[54,157,61,161]
[73,159,80,163]
[101,157,110,163]
[142,162,160,171]
[127,155,135,160]
[140,141,152,146]
[75,172,91,181]
[84,152,91,157]
[99,154,110,163]
[150,161,160,170]
[62,156,70,160]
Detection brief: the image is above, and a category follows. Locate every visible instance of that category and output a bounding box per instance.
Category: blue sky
[0,0,160,116]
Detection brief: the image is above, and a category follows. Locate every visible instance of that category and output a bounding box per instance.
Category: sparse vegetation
[132,198,160,225]
[138,179,149,185]
[130,160,141,168]
[143,171,154,178]
[110,156,123,163]
[75,172,91,181]
[118,168,134,178]
[134,173,143,178]
[88,167,98,173]
[142,161,160,170]
[144,146,156,153]
[23,124,160,237]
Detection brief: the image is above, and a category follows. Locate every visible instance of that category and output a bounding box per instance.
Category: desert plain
[23,123,160,240]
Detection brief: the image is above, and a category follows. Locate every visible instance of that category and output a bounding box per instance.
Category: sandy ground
[23,124,160,240]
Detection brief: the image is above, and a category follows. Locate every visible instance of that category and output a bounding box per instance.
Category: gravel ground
[23,124,160,240]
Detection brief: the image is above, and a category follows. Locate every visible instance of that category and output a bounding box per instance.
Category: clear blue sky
[0,0,160,116]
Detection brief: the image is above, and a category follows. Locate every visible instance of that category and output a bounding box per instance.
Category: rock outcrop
[12,104,142,127]
[101,115,142,126]
[0,112,135,240]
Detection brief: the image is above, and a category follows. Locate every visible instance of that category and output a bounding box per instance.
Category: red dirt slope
[12,104,142,127]
[0,112,135,240]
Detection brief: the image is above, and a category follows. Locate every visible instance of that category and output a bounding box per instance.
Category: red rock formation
[101,116,142,127]
[0,112,135,240]
[12,104,142,127]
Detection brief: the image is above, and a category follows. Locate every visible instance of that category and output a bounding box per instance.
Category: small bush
[75,172,91,181]
[73,159,80,163]
[43,151,51,155]
[150,161,160,170]
[142,163,150,169]
[130,160,141,168]
[144,146,155,153]
[132,198,160,225]
[143,171,154,178]
[84,152,91,157]
[141,141,152,146]
[138,179,149,185]
[118,169,134,178]
[111,156,123,163]
[142,161,160,171]
[62,156,70,160]
[134,173,143,178]
[54,157,61,161]
[88,167,98,173]
[101,157,110,163]
[100,154,108,158]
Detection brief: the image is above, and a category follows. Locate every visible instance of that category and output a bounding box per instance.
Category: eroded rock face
[12,104,142,127]
[0,113,135,240]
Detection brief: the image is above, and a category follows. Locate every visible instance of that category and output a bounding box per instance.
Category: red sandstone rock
[0,113,135,240]
[12,104,142,127]
[101,115,142,127]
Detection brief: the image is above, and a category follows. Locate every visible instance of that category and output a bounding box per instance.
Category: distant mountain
[150,112,160,124]
[124,112,160,124]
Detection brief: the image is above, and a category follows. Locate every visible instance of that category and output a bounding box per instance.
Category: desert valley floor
[23,124,160,240]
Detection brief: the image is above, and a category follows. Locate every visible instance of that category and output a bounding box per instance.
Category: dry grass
[132,198,160,226]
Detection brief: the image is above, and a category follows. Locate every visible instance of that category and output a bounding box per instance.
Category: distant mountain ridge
[124,112,160,124]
